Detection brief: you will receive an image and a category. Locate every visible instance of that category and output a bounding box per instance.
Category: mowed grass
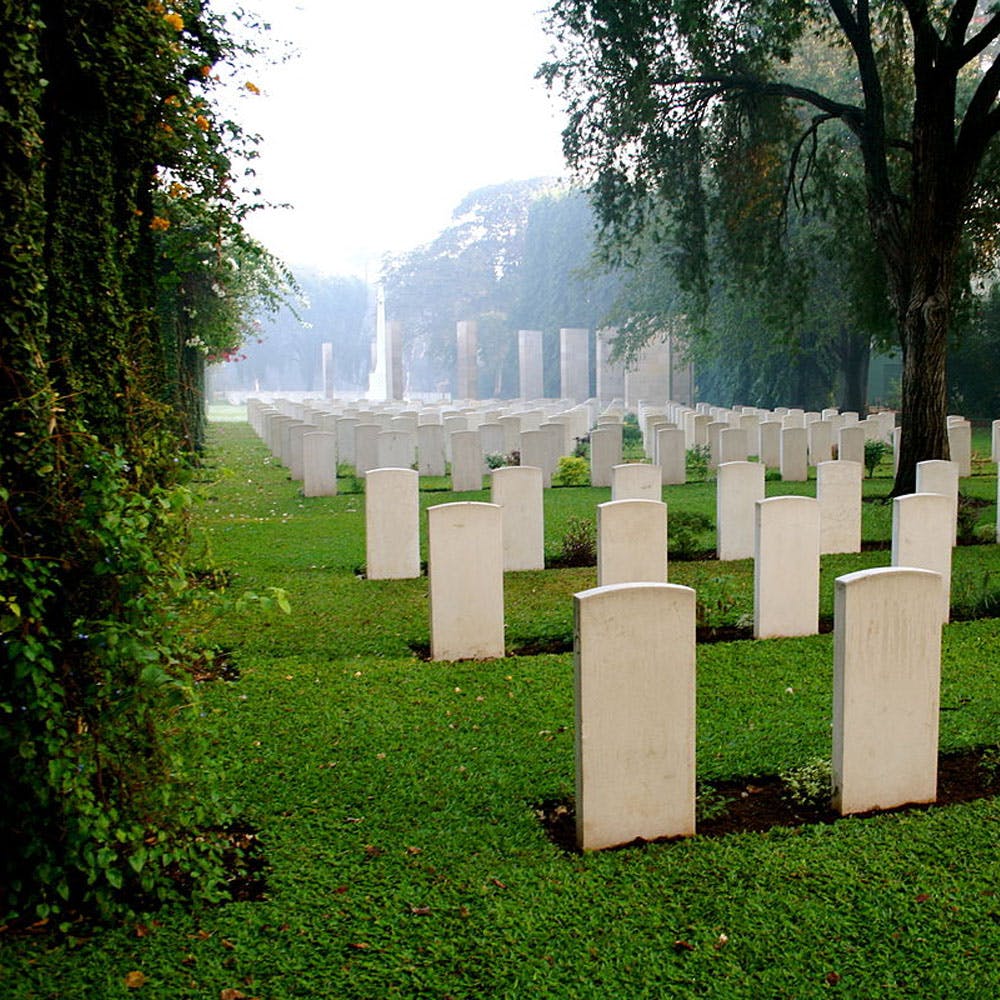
[3,420,1000,999]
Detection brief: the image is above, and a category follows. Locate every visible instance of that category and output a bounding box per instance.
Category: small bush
[780,758,832,809]
[552,455,591,486]
[864,439,890,478]
[669,510,714,560]
[573,435,590,459]
[686,444,711,482]
[485,453,507,470]
[559,515,596,566]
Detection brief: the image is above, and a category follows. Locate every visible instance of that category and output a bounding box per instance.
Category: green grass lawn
[3,420,999,999]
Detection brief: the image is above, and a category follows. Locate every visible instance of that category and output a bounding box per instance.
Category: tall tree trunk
[838,327,870,415]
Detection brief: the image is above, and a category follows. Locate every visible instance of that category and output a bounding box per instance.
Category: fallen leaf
[491,878,507,889]
[124,970,147,989]
[673,940,695,953]
[348,942,370,950]
[825,971,841,985]
[220,990,247,1000]
[410,906,431,916]
[915,893,931,903]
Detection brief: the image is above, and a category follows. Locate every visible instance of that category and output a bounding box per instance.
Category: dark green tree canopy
[541,0,1000,493]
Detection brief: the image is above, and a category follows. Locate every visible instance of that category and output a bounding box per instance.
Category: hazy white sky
[225,0,568,277]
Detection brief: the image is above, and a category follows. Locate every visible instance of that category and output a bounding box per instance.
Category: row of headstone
[575,566,944,849]
[246,395,611,494]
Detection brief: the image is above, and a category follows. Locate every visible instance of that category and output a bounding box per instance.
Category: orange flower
[163,11,183,31]
[194,115,210,132]
[200,64,212,77]
[245,81,261,95]
[150,216,171,231]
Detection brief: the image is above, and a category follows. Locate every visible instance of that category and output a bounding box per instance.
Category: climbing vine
[0,1,287,923]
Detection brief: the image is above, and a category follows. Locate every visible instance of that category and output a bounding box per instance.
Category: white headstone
[611,463,662,501]
[657,427,687,485]
[302,432,338,497]
[833,567,942,815]
[891,492,953,623]
[838,424,866,465]
[428,502,505,660]
[490,466,544,571]
[716,461,765,561]
[365,468,420,579]
[780,427,809,482]
[417,423,446,477]
[589,426,622,487]
[450,430,484,492]
[574,582,696,850]
[754,496,820,638]
[817,460,862,554]
[946,419,972,477]
[597,499,668,586]
[915,459,959,545]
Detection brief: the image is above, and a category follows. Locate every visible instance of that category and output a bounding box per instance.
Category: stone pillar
[428,502,505,660]
[560,327,591,403]
[518,329,544,401]
[365,468,420,579]
[624,335,672,410]
[456,320,479,400]
[597,499,668,586]
[574,582,696,850]
[833,567,943,815]
[321,341,335,398]
[595,327,626,403]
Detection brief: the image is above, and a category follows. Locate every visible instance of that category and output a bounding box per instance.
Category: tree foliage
[541,0,1000,493]
[0,0,287,923]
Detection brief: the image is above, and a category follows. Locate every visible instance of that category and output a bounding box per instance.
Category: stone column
[456,320,479,400]
[518,329,544,401]
[560,327,590,403]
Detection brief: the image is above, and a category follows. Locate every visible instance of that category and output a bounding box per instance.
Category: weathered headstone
[354,423,380,475]
[779,427,809,482]
[610,463,660,502]
[657,427,687,485]
[717,461,765,561]
[915,459,959,545]
[574,582,696,850]
[754,496,820,638]
[450,429,484,492]
[838,424,866,465]
[947,418,972,477]
[377,429,416,471]
[302,431,338,497]
[589,425,623,487]
[490,466,544,571]
[758,421,782,469]
[891,492,953,623]
[833,566,942,815]
[428,502,505,660]
[816,460,862,554]
[365,468,420,579]
[417,423,446,477]
[597,499,668,586]
[719,427,749,464]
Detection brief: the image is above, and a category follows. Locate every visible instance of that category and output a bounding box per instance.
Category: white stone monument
[891,492,953,623]
[816,460,862,554]
[365,468,420,580]
[596,499,668,586]
[490,466,545,571]
[716,461,765,561]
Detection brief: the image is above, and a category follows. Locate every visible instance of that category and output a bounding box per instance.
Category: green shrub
[780,758,833,809]
[559,515,596,565]
[553,455,591,486]
[864,438,890,477]
[669,510,714,560]
[685,444,711,482]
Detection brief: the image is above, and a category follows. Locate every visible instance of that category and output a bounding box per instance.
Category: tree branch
[958,13,1000,68]
[945,0,978,49]
[650,73,866,135]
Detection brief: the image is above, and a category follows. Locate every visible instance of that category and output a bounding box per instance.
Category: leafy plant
[668,510,714,560]
[552,455,591,486]
[864,438,890,478]
[780,758,833,809]
[558,515,597,566]
[685,444,711,482]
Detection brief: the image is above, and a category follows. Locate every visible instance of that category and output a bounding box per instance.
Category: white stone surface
[450,430,484,492]
[417,423,446,477]
[719,427,749,464]
[808,420,834,466]
[490,466,544,571]
[817,460,862,554]
[574,582,696,850]
[754,496,820,638]
[947,419,972,477]
[891,492,953,623]
[833,566,942,815]
[716,461,765,561]
[377,430,416,471]
[657,427,687,485]
[779,427,808,482]
[365,468,419,579]
[915,459,959,545]
[611,463,662,501]
[759,421,782,468]
[302,432,338,497]
[597,499,668,586]
[354,423,380,475]
[589,426,622,487]
[428,502,505,660]
[838,425,866,465]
